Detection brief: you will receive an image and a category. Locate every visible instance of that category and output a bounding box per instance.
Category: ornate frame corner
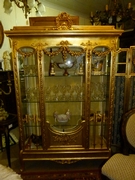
[0,21,4,48]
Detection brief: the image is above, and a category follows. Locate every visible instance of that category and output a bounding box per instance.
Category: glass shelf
[45,100,85,102]
[90,100,107,102]
[91,74,110,76]
[22,100,40,103]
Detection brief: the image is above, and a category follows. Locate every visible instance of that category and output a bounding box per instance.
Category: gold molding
[54,159,78,164]
[53,134,78,144]
[43,40,85,61]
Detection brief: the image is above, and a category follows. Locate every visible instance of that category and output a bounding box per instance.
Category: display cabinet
[5,12,123,171]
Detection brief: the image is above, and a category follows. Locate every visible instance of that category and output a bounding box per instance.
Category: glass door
[43,46,85,133]
[18,47,42,150]
[90,46,111,149]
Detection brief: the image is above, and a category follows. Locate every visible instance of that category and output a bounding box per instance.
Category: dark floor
[0,143,21,173]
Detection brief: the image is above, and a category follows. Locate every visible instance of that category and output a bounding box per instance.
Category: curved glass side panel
[18,47,42,150]
[89,46,111,149]
[43,46,85,132]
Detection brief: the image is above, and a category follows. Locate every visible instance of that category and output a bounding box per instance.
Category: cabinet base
[20,160,104,180]
[21,169,101,180]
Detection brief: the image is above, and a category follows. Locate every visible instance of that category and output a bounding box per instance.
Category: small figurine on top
[3,51,11,71]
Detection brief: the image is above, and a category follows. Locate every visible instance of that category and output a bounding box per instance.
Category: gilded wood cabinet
[5,13,123,171]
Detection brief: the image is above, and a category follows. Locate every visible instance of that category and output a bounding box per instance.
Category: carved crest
[56,12,73,30]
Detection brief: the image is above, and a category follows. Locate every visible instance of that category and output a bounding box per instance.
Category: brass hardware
[0,72,12,95]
